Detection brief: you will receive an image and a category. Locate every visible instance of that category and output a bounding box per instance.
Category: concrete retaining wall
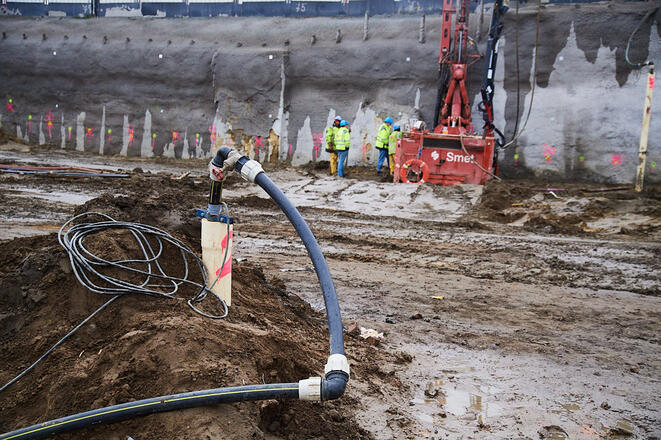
[0,1,659,183]
[2,0,607,18]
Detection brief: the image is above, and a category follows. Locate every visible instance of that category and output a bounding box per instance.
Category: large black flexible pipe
[1,384,298,440]
[253,172,345,355]
[212,146,345,355]
[1,149,348,440]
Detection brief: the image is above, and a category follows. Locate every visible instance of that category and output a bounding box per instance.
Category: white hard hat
[334,115,342,121]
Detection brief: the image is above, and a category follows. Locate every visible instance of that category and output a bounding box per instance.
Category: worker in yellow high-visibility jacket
[325,116,342,175]
[375,117,393,175]
[388,124,402,176]
[334,120,351,177]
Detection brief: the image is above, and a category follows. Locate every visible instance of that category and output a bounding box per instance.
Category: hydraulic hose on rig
[1,148,349,440]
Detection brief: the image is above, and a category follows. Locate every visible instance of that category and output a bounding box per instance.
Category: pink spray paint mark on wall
[611,154,623,166]
[214,230,233,280]
[312,133,323,161]
[28,115,32,132]
[208,125,217,144]
[107,128,112,143]
[6,99,15,113]
[85,127,94,141]
[288,143,293,157]
[195,133,200,148]
[44,111,54,138]
[128,125,135,147]
[151,133,157,150]
[361,144,369,162]
[67,126,72,141]
[543,144,556,163]
[254,136,264,157]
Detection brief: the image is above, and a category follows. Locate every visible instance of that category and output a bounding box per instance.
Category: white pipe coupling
[298,376,322,401]
[240,159,264,183]
[324,354,350,377]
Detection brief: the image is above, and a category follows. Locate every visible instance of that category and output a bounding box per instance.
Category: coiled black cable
[1,210,230,394]
[57,211,229,317]
[625,6,659,69]
[0,295,118,394]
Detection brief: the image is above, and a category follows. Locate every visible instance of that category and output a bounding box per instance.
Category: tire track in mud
[234,210,661,439]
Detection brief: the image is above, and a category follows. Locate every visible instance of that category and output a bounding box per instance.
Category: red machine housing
[394,131,495,185]
[393,0,498,186]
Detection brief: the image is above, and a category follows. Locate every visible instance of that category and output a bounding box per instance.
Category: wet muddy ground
[1,144,660,439]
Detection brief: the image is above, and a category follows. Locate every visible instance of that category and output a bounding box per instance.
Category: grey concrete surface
[0,2,660,183]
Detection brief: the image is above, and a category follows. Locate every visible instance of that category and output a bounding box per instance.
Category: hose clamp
[324,354,350,377]
[240,159,264,183]
[221,149,243,175]
[208,161,224,182]
[298,377,322,401]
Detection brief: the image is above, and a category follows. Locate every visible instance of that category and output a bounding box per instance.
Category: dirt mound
[0,129,26,146]
[474,179,534,220]
[0,196,381,439]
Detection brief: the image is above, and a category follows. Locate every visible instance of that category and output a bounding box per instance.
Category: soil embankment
[1,146,660,438]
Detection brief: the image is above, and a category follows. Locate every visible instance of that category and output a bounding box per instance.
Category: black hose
[1,383,299,440]
[252,172,345,355]
[511,0,521,142]
[213,147,345,355]
[625,6,659,69]
[0,296,118,394]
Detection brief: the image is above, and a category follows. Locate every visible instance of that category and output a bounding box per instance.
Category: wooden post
[635,65,655,192]
[201,218,233,306]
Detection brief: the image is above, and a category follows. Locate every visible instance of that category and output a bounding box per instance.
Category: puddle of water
[4,186,97,205]
[413,377,503,428]
[441,386,502,418]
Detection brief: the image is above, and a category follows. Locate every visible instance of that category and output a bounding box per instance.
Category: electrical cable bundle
[625,6,659,69]
[1,210,230,394]
[58,211,229,318]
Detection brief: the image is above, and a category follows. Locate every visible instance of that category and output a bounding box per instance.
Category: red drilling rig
[394,0,509,185]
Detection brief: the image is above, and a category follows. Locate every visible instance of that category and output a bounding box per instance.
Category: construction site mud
[1,144,660,439]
